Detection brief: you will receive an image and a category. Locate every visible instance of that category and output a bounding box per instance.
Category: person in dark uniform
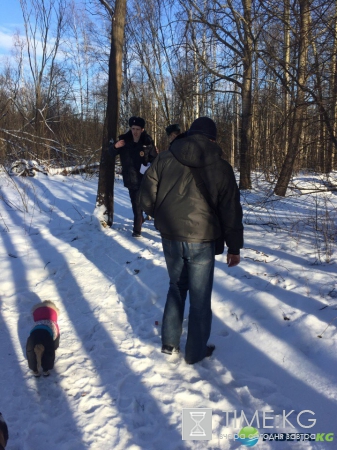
[110,116,156,237]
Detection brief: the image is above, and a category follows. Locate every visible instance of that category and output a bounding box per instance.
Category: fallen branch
[9,159,48,177]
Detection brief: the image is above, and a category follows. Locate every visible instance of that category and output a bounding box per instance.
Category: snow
[0,170,336,449]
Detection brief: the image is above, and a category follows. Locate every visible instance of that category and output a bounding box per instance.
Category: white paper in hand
[140,163,150,174]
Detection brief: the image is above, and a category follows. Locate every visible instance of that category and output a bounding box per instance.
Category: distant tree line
[0,0,336,195]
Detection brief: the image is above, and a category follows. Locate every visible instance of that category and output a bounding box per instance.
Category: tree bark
[327,0,337,173]
[283,0,291,165]
[96,0,127,226]
[239,0,253,189]
[274,0,310,196]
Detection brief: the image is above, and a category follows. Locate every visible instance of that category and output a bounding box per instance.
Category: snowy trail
[0,173,337,449]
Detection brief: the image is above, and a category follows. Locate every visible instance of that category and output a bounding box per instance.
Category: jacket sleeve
[138,159,159,216]
[141,134,157,165]
[108,140,119,158]
[144,145,158,164]
[217,165,244,255]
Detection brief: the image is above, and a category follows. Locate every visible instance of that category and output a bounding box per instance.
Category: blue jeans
[161,238,215,364]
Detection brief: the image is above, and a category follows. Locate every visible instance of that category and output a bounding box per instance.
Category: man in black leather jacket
[139,117,243,364]
[110,116,156,237]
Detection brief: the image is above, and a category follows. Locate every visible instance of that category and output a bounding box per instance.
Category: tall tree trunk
[327,0,337,173]
[239,0,253,189]
[96,0,127,226]
[283,0,291,165]
[274,0,310,196]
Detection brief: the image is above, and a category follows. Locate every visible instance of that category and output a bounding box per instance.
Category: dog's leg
[34,344,44,376]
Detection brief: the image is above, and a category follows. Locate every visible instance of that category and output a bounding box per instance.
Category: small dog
[0,413,8,449]
[26,301,60,377]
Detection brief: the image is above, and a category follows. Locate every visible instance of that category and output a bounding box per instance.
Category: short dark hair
[165,124,181,136]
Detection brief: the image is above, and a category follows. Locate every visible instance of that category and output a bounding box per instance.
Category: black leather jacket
[139,133,243,254]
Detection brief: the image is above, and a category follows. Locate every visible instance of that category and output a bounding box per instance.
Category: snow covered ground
[0,169,336,449]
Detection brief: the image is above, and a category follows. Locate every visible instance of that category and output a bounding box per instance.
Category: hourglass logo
[182,408,212,440]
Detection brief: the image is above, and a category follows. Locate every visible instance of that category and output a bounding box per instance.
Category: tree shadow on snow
[5,176,183,448]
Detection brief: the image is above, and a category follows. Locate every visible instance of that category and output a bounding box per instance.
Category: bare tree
[258,0,337,187]
[274,0,310,196]
[95,0,127,226]
[20,0,67,159]
[178,0,257,189]
[328,0,337,173]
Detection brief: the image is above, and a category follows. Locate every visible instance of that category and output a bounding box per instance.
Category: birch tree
[274,0,310,196]
[180,0,257,189]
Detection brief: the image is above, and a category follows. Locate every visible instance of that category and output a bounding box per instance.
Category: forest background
[1,0,337,200]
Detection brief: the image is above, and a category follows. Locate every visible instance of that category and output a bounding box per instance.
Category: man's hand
[227,253,240,267]
[115,139,125,148]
